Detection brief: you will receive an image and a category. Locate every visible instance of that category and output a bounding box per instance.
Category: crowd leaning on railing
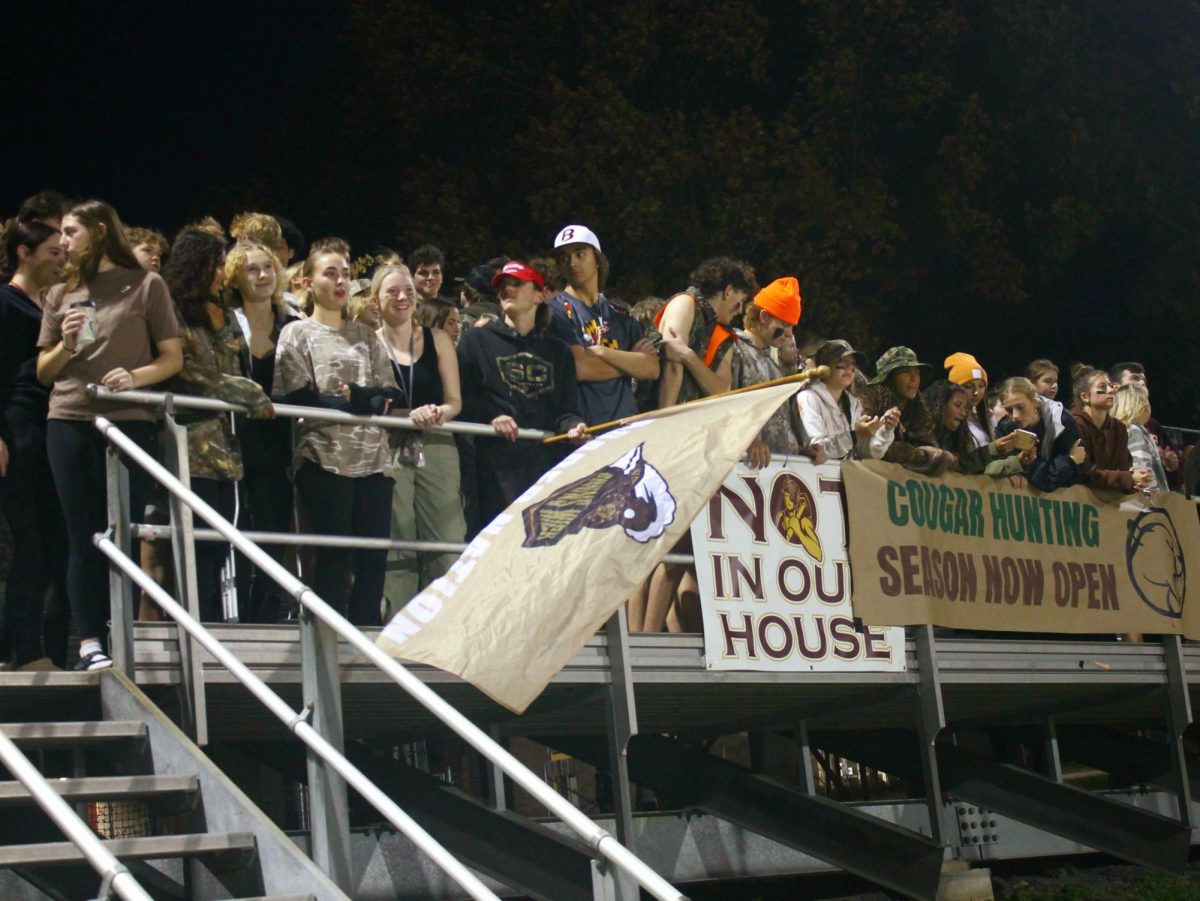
[0,191,1193,672]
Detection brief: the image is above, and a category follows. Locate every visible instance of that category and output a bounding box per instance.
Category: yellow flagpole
[543,365,830,445]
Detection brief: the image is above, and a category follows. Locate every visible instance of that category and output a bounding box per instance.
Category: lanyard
[380,325,417,408]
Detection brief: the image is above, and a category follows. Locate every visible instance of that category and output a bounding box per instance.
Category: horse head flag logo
[521,444,676,548]
[1125,506,1186,619]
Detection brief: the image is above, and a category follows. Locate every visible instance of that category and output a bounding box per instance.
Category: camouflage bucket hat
[869,346,933,385]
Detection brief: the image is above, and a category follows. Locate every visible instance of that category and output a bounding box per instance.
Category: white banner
[691,461,906,672]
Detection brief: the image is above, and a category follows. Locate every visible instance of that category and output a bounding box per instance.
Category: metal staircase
[0,669,344,901]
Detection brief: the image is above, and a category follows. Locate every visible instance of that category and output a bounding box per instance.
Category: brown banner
[843,460,1200,637]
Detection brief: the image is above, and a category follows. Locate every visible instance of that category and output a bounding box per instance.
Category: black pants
[0,411,70,666]
[475,445,562,528]
[192,478,235,623]
[294,462,392,626]
[235,464,294,623]
[47,419,157,643]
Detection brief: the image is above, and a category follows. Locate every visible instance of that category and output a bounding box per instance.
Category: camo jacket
[169,312,271,481]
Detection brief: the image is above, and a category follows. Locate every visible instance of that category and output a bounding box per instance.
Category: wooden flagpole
[542,365,830,445]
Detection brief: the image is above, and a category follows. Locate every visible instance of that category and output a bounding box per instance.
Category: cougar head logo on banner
[770,472,823,563]
[1126,506,1186,619]
[521,444,676,548]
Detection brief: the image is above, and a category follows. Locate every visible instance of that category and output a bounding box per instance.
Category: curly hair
[126,227,168,255]
[229,212,282,250]
[923,379,974,455]
[689,256,757,299]
[163,230,226,329]
[224,241,286,313]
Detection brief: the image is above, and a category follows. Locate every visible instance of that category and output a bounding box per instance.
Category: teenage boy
[410,245,445,300]
[548,224,658,425]
[457,261,587,525]
[656,256,756,408]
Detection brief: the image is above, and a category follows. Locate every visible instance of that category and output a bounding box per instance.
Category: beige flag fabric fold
[377,383,803,713]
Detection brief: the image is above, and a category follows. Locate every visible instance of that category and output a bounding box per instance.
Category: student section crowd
[0,192,1188,672]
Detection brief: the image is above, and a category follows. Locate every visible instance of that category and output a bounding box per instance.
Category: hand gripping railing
[0,730,151,900]
[94,416,686,901]
[88,384,556,440]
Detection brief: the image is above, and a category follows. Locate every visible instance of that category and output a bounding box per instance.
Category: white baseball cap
[553,224,602,254]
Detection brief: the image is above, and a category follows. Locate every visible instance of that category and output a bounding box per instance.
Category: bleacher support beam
[547,733,944,901]
[348,744,598,901]
[814,729,1191,874]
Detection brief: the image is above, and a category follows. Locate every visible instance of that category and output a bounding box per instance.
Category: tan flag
[377,383,803,713]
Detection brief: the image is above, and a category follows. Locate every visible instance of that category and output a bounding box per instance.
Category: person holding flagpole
[456,261,588,528]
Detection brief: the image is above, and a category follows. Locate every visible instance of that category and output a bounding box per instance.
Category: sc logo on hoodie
[1125,507,1186,619]
[498,352,555,399]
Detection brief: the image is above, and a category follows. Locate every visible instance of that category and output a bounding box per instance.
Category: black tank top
[391,326,444,407]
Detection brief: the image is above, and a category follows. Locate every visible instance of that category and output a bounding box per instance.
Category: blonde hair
[996,376,1041,406]
[224,241,286,312]
[367,264,414,303]
[1112,383,1150,425]
[230,212,282,250]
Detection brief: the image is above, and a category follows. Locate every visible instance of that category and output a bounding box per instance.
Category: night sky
[6,2,345,237]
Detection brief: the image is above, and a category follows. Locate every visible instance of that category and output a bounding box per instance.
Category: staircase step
[0,832,257,867]
[0,774,198,806]
[0,721,146,747]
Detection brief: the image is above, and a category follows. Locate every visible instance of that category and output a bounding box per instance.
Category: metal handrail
[0,730,152,901]
[129,523,697,564]
[86,384,555,440]
[95,416,685,901]
[95,531,500,901]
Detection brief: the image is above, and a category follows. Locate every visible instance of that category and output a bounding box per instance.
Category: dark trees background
[8,1,1200,421]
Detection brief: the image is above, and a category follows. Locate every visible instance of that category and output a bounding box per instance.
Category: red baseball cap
[490,261,545,291]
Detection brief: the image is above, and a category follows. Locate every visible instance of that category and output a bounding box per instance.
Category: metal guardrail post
[105,446,134,675]
[603,608,638,848]
[486,724,509,811]
[913,626,949,846]
[301,606,353,890]
[161,403,208,746]
[1043,716,1064,783]
[796,721,817,795]
[1162,635,1194,827]
[602,608,640,901]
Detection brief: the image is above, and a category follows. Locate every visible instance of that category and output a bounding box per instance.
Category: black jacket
[0,283,51,443]
[996,397,1080,492]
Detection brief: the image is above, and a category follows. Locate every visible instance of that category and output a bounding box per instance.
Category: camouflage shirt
[732,331,802,455]
[169,310,271,482]
[273,318,396,478]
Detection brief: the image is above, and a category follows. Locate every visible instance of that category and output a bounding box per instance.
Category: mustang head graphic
[521,444,676,548]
